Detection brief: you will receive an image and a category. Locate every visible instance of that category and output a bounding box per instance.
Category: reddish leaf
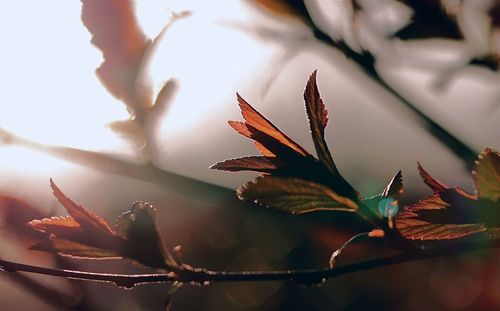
[29,216,83,240]
[396,148,500,241]
[472,148,500,201]
[395,191,487,240]
[417,161,447,193]
[49,179,115,237]
[304,70,338,175]
[213,73,360,210]
[81,0,152,116]
[235,93,310,157]
[238,175,358,214]
[30,239,121,259]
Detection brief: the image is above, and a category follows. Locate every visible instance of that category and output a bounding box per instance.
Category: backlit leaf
[472,148,500,201]
[303,70,338,175]
[30,239,121,259]
[235,93,310,157]
[395,190,487,240]
[213,72,361,216]
[238,176,358,214]
[417,161,447,193]
[29,181,179,270]
[49,179,115,236]
[396,149,500,241]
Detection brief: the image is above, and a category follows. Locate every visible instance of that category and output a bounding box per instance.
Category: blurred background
[0,0,499,310]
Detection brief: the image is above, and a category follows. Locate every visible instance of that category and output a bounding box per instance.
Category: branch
[1,240,497,288]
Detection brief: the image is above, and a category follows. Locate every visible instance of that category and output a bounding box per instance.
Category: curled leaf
[115,201,178,270]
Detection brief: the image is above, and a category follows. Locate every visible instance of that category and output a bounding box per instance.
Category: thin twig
[1,240,497,288]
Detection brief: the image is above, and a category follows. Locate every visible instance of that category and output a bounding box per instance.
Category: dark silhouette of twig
[1,240,497,288]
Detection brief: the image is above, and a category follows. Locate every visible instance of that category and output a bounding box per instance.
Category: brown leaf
[416,161,447,193]
[49,179,115,237]
[236,93,310,157]
[472,148,500,201]
[29,216,83,240]
[115,201,178,270]
[213,72,361,214]
[210,156,283,173]
[81,0,152,116]
[304,70,338,175]
[396,148,500,241]
[238,175,358,214]
[395,190,487,240]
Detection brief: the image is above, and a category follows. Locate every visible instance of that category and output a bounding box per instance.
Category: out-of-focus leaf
[81,0,152,116]
[417,161,447,193]
[108,120,147,149]
[394,0,462,40]
[252,0,311,23]
[0,196,47,243]
[115,201,178,270]
[238,175,358,214]
[396,148,500,241]
[29,180,179,270]
[472,148,500,201]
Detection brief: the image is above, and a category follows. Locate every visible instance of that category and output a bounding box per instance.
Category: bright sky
[0,0,499,191]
